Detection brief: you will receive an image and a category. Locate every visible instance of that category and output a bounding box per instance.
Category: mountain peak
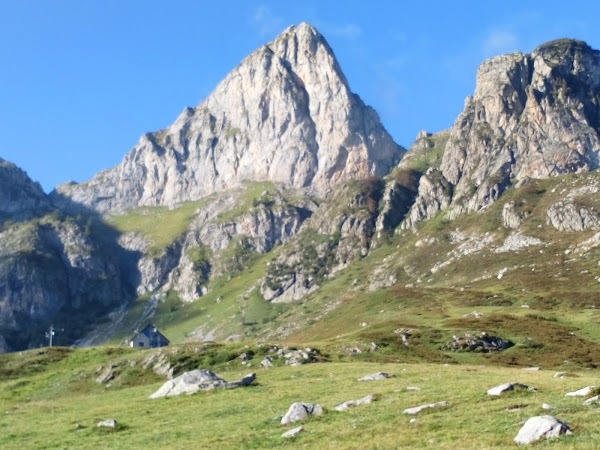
[55,23,404,213]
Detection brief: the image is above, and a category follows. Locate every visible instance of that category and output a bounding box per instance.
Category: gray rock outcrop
[280,402,324,425]
[149,369,255,398]
[403,39,600,228]
[55,23,404,214]
[442,333,514,352]
[547,201,600,231]
[514,415,572,445]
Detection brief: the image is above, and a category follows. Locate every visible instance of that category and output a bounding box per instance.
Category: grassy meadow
[2,345,600,449]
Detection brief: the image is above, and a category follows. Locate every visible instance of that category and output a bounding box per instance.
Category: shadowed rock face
[403,39,600,228]
[55,23,404,214]
[0,159,135,352]
[0,158,50,220]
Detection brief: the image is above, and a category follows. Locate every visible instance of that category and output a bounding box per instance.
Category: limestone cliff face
[54,23,404,213]
[404,39,600,227]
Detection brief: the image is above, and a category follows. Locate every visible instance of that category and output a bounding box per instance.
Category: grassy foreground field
[1,346,600,449]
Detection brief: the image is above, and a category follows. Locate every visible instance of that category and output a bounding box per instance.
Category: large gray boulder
[149,369,255,398]
[280,402,324,425]
[514,415,572,445]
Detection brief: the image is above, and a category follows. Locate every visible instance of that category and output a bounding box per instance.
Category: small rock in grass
[357,372,393,381]
[522,367,541,371]
[565,386,595,397]
[542,403,554,410]
[333,394,375,412]
[409,418,417,424]
[583,395,600,406]
[403,401,449,415]
[97,419,118,428]
[281,426,303,438]
[514,415,572,445]
[406,386,421,391]
[281,403,323,425]
[487,383,535,396]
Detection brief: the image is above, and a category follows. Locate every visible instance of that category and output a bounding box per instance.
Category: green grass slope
[1,346,600,449]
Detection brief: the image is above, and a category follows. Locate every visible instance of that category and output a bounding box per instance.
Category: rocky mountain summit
[401,39,600,227]
[54,23,404,214]
[0,158,50,220]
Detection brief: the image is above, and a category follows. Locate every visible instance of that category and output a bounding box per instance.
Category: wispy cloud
[330,23,362,39]
[250,5,285,37]
[482,30,519,57]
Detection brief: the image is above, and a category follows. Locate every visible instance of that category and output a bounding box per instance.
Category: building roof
[132,323,170,344]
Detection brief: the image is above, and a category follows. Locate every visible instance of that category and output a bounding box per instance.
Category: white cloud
[482,30,519,57]
[250,5,285,37]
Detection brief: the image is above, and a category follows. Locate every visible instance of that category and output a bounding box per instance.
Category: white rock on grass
[487,383,534,396]
[565,386,595,397]
[542,403,554,410]
[357,372,393,381]
[403,401,449,415]
[583,395,600,406]
[97,419,118,428]
[281,426,303,438]
[149,369,255,398]
[281,403,323,425]
[514,415,572,445]
[333,394,375,412]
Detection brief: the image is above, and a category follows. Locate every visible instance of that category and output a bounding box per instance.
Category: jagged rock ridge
[55,23,404,213]
[402,39,600,228]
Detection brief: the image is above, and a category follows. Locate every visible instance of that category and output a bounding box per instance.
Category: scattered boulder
[565,386,595,397]
[487,383,535,396]
[514,415,572,445]
[583,395,600,406]
[261,356,273,368]
[357,372,393,381]
[406,386,421,392]
[463,311,484,319]
[284,348,318,366]
[443,333,514,352]
[522,367,541,372]
[149,369,255,398]
[97,419,118,428]
[280,402,323,425]
[403,401,449,415]
[281,426,304,438]
[542,403,554,410]
[333,394,375,412]
[394,328,412,346]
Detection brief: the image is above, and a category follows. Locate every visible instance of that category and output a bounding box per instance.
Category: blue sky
[1,1,599,192]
